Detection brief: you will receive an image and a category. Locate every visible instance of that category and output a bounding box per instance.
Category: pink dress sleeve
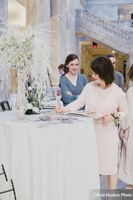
[63,85,87,112]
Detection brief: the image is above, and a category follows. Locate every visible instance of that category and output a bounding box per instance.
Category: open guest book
[64,111,104,119]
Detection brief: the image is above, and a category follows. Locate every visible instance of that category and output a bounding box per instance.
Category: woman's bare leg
[108,174,117,190]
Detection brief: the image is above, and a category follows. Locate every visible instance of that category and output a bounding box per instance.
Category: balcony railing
[76,10,133,42]
[111,20,133,29]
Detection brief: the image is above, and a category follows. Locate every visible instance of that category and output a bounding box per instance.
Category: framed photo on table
[0,101,11,111]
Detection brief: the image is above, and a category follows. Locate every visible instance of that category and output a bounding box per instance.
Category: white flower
[0,33,34,69]
[0,26,51,113]
[27,103,33,110]
[28,86,32,91]
[32,107,39,113]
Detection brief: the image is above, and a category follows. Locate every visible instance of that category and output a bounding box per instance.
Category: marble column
[51,0,67,85]
[66,0,81,55]
[26,0,32,26]
[66,10,75,55]
[26,0,50,26]
[0,1,13,94]
[66,0,84,76]
[0,0,8,31]
[67,1,74,55]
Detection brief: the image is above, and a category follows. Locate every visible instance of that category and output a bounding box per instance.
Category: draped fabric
[0,111,100,200]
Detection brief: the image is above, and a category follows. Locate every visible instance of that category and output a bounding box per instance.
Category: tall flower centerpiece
[0,26,51,115]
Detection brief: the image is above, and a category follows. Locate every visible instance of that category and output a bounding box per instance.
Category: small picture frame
[0,101,11,111]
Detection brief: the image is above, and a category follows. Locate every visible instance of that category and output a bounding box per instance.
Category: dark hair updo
[91,56,114,86]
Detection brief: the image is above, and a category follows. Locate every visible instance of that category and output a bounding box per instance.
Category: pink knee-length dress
[64,81,128,175]
[119,86,133,184]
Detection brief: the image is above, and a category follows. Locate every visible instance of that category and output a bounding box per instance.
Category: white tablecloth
[0,111,99,200]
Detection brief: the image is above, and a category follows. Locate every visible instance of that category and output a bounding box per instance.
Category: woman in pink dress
[118,85,133,189]
[56,56,128,190]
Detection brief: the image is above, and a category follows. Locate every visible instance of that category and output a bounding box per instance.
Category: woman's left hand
[66,91,73,96]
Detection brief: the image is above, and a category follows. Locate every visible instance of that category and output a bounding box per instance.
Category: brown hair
[58,64,68,74]
[64,54,79,73]
[127,65,133,81]
[91,56,114,86]
[58,64,64,70]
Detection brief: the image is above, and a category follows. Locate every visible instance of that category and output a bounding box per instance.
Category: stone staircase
[76,9,133,55]
[16,0,25,6]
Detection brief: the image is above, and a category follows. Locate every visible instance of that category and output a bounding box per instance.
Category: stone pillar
[26,0,32,26]
[0,1,13,95]
[0,0,8,30]
[66,0,81,55]
[66,10,76,54]
[67,0,82,56]
[26,0,50,26]
[51,0,67,85]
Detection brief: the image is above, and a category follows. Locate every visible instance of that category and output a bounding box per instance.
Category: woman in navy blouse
[59,54,88,106]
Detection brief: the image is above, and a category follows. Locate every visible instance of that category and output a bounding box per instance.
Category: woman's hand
[66,91,73,96]
[55,105,64,114]
[55,105,71,114]
[102,114,114,125]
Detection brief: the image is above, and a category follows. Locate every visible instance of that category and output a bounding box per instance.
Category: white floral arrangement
[0,32,34,69]
[0,25,51,114]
